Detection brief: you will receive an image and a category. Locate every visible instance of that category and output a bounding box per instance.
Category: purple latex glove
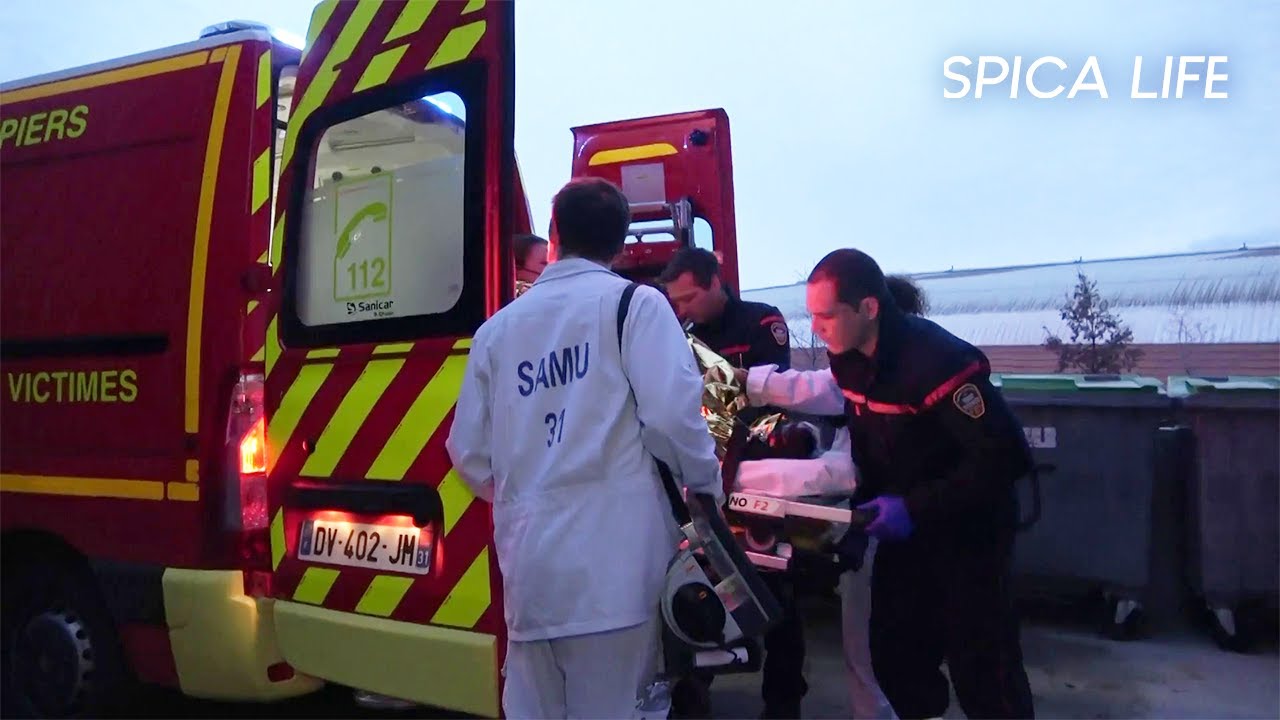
[857,495,914,541]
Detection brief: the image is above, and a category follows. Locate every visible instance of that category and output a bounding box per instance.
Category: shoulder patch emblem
[770,321,789,346]
[953,383,985,419]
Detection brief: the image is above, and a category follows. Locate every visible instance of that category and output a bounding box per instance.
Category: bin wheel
[1207,604,1256,653]
[1103,596,1145,641]
[1,558,129,718]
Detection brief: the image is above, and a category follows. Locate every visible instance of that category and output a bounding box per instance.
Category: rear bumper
[274,600,500,718]
[162,569,323,701]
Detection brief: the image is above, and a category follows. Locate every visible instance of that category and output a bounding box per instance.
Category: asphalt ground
[108,591,1278,719]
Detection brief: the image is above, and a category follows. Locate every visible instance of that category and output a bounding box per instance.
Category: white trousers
[840,538,898,720]
[502,616,662,719]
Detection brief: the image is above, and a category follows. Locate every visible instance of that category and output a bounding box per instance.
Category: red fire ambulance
[2,1,741,717]
[0,2,520,714]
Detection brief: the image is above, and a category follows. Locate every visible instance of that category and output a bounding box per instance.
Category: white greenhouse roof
[742,246,1280,346]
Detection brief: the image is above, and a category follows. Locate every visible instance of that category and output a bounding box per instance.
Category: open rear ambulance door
[262,1,514,716]
[565,109,740,289]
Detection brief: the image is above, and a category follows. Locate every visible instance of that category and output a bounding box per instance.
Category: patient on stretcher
[728,422,860,570]
[735,421,856,498]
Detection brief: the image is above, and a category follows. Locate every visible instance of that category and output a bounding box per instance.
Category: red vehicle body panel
[1,27,303,701]
[259,1,515,714]
[566,108,739,288]
[2,2,741,711]
[0,37,282,568]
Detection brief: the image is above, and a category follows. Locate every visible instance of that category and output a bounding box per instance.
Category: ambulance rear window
[284,74,484,346]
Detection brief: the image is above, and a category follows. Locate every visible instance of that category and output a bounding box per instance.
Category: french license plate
[297,518,432,575]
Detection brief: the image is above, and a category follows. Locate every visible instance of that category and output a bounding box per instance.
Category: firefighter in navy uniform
[750,248,1036,719]
[663,248,791,374]
[661,247,807,719]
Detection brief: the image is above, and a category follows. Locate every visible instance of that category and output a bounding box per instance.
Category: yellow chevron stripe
[307,348,340,359]
[301,358,406,477]
[373,342,414,355]
[265,317,280,376]
[258,247,270,265]
[270,214,285,271]
[293,566,340,605]
[355,574,415,617]
[283,0,381,170]
[166,482,200,502]
[431,548,490,628]
[355,45,410,92]
[437,469,474,534]
[257,49,272,108]
[185,46,241,434]
[248,300,260,314]
[453,337,472,349]
[252,148,270,213]
[426,21,486,70]
[384,0,438,43]
[1,474,164,501]
[271,508,286,570]
[251,345,266,363]
[0,50,209,104]
[267,363,334,471]
[304,0,341,58]
[365,354,467,480]
[462,0,485,14]
[589,143,678,167]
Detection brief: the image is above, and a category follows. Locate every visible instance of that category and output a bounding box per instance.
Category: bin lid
[990,373,1164,393]
[1166,375,1280,398]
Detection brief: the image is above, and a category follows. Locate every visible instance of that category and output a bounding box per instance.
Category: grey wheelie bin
[991,374,1178,639]
[1169,375,1280,652]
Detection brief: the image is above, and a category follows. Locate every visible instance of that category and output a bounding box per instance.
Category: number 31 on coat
[545,409,566,447]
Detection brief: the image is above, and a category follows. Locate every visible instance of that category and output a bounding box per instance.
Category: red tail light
[240,416,266,475]
[226,373,270,579]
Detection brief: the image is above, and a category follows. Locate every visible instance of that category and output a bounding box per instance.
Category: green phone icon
[333,189,393,303]
[336,201,388,260]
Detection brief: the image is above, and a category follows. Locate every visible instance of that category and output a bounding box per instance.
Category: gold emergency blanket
[687,333,750,459]
[686,333,785,458]
[687,335,846,568]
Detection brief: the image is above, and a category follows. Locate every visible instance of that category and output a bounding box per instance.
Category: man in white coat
[735,427,897,720]
[446,177,723,720]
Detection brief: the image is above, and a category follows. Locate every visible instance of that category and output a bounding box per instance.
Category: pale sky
[3,0,1277,290]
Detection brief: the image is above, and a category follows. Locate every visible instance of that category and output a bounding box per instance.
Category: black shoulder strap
[617,281,640,353]
[616,282,691,527]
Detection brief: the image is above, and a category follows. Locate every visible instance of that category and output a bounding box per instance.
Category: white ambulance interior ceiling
[273,69,465,188]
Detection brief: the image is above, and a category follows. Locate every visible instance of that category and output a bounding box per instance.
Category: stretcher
[727,491,857,571]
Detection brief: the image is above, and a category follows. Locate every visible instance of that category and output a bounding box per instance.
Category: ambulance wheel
[2,557,128,718]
